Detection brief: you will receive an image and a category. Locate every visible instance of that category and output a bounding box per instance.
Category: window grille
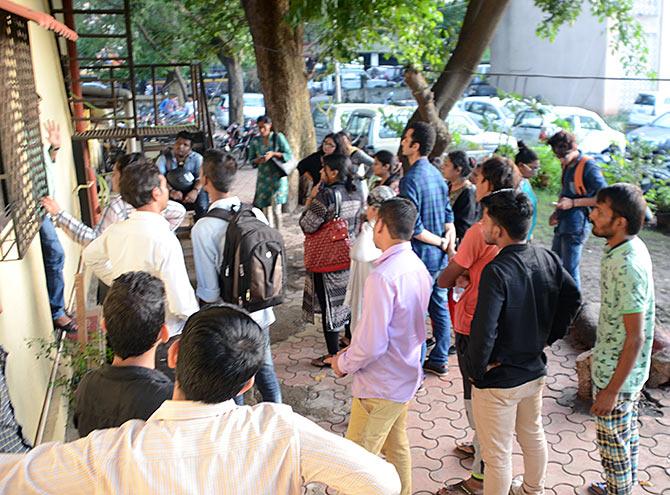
[0,10,48,261]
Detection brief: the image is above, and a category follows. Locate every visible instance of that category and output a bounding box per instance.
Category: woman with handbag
[300,153,364,368]
[248,115,293,229]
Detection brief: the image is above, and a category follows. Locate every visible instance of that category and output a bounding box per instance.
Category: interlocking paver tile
[407,427,439,451]
[640,465,670,494]
[544,461,584,490]
[564,448,602,476]
[555,431,597,454]
[411,446,443,472]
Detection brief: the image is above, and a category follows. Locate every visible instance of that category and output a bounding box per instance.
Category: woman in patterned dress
[248,115,293,228]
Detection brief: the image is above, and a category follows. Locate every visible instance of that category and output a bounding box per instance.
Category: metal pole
[334,61,342,103]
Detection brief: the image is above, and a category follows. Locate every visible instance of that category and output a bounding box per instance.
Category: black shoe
[423,361,448,376]
[425,337,436,348]
[448,344,457,355]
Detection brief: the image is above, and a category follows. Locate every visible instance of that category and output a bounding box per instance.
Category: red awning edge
[0,0,78,41]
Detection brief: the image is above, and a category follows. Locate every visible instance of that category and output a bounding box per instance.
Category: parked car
[344,104,415,153]
[628,91,670,127]
[213,93,265,128]
[511,105,626,153]
[627,112,670,152]
[459,96,516,131]
[311,102,376,146]
[446,108,516,154]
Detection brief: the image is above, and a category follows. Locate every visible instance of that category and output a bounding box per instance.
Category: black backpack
[205,204,285,312]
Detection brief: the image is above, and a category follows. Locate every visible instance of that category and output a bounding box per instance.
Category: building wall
[490,1,608,113]
[0,0,82,444]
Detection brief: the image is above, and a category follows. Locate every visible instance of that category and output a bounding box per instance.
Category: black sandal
[310,354,333,368]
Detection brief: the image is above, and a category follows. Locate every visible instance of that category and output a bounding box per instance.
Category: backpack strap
[574,156,592,196]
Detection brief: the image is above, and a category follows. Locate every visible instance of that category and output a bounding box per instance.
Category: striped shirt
[0,400,401,495]
[54,194,186,246]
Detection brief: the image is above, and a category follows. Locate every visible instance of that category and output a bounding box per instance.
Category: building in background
[490,0,670,115]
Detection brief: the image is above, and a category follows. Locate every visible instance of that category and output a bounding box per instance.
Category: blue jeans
[235,327,282,405]
[39,216,66,320]
[425,270,452,367]
[181,189,210,220]
[551,225,590,289]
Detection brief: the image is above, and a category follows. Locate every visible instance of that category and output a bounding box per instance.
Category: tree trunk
[404,0,511,159]
[242,0,316,211]
[218,50,244,126]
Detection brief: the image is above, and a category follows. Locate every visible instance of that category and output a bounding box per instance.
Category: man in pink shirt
[436,156,520,495]
[329,197,433,495]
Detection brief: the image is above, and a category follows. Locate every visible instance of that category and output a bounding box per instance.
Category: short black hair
[120,159,162,208]
[374,150,401,175]
[481,189,533,241]
[115,152,143,175]
[378,197,417,241]
[176,130,192,143]
[176,305,266,403]
[257,115,272,125]
[202,149,237,193]
[447,150,474,177]
[406,121,436,156]
[547,130,577,158]
[597,183,647,235]
[103,272,166,359]
[479,155,521,191]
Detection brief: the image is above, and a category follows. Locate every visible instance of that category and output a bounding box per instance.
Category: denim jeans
[551,225,590,289]
[39,216,66,320]
[425,270,452,367]
[235,327,282,405]
[182,189,210,220]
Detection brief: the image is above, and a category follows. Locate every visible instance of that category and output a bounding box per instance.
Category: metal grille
[0,11,47,261]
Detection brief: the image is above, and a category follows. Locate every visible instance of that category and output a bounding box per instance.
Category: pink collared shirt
[337,242,432,403]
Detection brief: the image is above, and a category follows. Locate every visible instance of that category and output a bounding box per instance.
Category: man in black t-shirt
[74,272,173,437]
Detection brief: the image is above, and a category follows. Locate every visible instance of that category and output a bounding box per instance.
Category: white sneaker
[509,476,524,495]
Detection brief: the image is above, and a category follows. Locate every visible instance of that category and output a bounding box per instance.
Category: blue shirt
[520,179,537,240]
[156,151,203,178]
[556,153,607,235]
[399,157,454,273]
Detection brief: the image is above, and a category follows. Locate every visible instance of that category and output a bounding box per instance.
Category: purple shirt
[337,242,432,403]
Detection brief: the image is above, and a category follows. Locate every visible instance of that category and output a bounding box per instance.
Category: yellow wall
[0,0,82,444]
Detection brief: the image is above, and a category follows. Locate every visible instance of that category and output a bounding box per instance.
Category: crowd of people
[0,115,656,495]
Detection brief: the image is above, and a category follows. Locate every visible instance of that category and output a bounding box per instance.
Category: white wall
[0,0,82,444]
[490,0,608,114]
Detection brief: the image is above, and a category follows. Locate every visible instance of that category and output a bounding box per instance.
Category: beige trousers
[472,377,547,495]
[346,398,411,495]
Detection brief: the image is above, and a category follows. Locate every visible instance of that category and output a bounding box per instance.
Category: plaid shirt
[399,157,454,273]
[54,194,186,246]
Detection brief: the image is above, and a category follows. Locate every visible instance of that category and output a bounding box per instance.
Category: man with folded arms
[0,305,401,495]
[329,197,432,495]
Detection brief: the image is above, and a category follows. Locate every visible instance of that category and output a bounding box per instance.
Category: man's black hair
[546,130,576,158]
[176,305,266,403]
[115,152,143,174]
[597,183,647,235]
[481,189,533,241]
[176,130,192,143]
[120,159,162,208]
[202,149,237,193]
[378,197,417,241]
[406,121,436,156]
[103,272,166,359]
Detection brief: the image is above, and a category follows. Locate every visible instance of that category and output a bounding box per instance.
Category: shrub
[531,144,562,194]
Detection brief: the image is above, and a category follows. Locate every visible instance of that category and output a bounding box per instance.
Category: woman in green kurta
[248,115,293,228]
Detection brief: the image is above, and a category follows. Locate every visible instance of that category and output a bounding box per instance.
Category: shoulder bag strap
[334,189,342,218]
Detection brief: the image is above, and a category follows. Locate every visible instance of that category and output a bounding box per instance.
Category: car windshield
[380,110,412,138]
[499,104,514,119]
[634,94,656,106]
[652,113,670,129]
[244,95,264,106]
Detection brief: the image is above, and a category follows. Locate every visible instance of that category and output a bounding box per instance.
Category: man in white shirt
[0,305,401,495]
[191,149,281,405]
[83,160,198,337]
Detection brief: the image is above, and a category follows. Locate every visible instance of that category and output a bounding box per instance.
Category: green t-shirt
[592,237,655,393]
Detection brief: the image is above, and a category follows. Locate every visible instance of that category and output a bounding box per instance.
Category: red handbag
[304,190,351,273]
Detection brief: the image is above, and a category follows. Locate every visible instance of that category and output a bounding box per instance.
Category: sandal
[455,440,475,456]
[310,354,333,368]
[436,479,483,495]
[587,481,606,495]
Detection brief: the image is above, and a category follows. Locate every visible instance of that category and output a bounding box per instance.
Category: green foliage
[534,0,650,75]
[598,139,663,187]
[495,144,516,160]
[531,144,562,194]
[27,332,110,405]
[646,184,670,213]
[290,0,468,69]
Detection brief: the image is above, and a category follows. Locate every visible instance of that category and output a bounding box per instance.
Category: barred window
[0,10,48,261]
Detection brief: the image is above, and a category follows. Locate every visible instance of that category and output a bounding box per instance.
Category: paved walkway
[227,167,670,495]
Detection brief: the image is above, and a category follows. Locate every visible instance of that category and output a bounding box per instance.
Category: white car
[511,106,626,153]
[459,97,516,131]
[344,104,415,153]
[214,93,265,128]
[311,102,377,146]
[447,108,516,154]
[628,91,670,127]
